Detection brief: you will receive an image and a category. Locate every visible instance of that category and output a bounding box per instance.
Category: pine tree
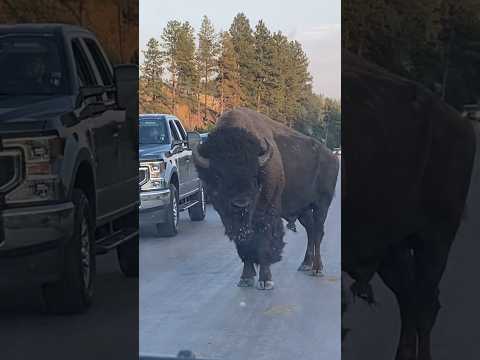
[176,22,198,106]
[161,20,182,113]
[253,20,274,113]
[268,31,290,124]
[285,40,312,127]
[197,15,219,121]
[140,37,163,101]
[161,20,197,114]
[229,13,256,107]
[217,31,242,112]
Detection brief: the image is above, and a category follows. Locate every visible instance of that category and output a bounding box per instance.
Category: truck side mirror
[171,139,183,149]
[80,85,105,100]
[187,131,201,150]
[76,85,106,108]
[114,64,138,109]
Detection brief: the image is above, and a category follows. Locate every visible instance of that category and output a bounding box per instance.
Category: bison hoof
[237,278,255,287]
[257,280,274,290]
[310,269,324,277]
[297,263,313,272]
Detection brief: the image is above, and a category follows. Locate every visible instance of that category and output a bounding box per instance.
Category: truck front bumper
[0,202,75,285]
[139,189,171,225]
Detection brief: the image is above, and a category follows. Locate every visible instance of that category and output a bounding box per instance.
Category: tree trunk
[197,86,201,121]
[172,71,176,114]
[79,0,84,25]
[117,1,124,62]
[220,75,225,113]
[441,28,455,101]
[204,61,208,123]
[256,87,260,111]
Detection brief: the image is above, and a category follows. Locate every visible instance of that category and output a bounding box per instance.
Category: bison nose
[231,197,251,209]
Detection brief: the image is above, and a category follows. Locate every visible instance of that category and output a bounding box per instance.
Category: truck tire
[156,184,179,237]
[117,235,139,277]
[188,186,206,221]
[43,188,95,314]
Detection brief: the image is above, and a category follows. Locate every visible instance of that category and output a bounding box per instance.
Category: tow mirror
[114,64,138,109]
[80,85,105,100]
[187,131,201,150]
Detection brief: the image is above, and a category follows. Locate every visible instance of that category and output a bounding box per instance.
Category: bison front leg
[257,264,274,290]
[237,261,256,287]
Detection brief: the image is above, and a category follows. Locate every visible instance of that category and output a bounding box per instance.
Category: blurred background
[139,0,341,149]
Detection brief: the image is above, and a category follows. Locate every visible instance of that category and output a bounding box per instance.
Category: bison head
[193,127,272,243]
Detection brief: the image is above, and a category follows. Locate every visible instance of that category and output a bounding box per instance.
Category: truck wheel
[43,188,95,314]
[156,184,179,237]
[117,235,139,277]
[188,186,206,221]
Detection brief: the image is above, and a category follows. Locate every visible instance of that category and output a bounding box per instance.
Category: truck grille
[0,149,22,193]
[139,167,149,187]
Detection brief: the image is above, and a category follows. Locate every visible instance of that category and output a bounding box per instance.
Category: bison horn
[258,140,273,167]
[192,145,210,169]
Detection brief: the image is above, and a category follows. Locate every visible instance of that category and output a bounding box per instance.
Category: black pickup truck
[139,114,205,236]
[0,24,138,313]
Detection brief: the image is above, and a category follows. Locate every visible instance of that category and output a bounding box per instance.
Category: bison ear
[193,144,210,169]
[258,140,273,167]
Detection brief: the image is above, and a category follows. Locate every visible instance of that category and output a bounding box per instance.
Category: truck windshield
[139,118,169,145]
[0,35,67,95]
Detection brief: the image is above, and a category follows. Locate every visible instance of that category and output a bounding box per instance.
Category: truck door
[82,37,138,212]
[167,119,189,198]
[70,38,117,222]
[173,118,197,194]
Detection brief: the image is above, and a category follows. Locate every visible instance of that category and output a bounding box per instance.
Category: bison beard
[234,210,286,265]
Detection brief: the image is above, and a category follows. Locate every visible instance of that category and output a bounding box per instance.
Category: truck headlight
[150,179,166,189]
[139,161,167,190]
[3,135,64,204]
[6,178,59,203]
[148,161,166,179]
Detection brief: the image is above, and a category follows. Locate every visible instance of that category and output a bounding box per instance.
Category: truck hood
[139,144,171,160]
[0,95,72,131]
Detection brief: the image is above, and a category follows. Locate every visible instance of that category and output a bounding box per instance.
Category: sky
[139,0,341,100]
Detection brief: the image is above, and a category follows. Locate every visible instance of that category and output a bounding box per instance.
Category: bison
[342,52,478,360]
[193,107,339,290]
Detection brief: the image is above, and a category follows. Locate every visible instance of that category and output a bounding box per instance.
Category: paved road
[140,175,341,360]
[0,252,138,360]
[342,152,480,359]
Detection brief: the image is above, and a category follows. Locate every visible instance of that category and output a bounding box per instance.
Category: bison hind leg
[414,227,456,360]
[379,242,417,360]
[298,263,313,272]
[297,210,317,273]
